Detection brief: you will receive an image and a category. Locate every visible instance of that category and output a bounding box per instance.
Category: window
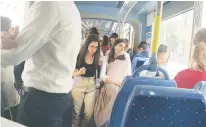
[159,10,194,78]
[0,1,25,30]
[201,1,206,28]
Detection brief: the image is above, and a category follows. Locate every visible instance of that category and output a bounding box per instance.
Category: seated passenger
[72,34,101,127]
[131,41,148,61]
[94,39,132,127]
[140,44,170,78]
[156,44,170,71]
[131,41,149,73]
[174,28,206,89]
[1,16,20,120]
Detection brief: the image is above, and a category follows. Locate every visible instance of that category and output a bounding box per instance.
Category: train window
[122,23,134,48]
[159,10,194,78]
[0,1,25,29]
[82,18,114,37]
[202,1,206,27]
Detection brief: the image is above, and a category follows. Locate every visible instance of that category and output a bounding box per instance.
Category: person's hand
[79,67,86,75]
[115,81,121,87]
[1,32,17,49]
[1,31,10,40]
[8,26,19,39]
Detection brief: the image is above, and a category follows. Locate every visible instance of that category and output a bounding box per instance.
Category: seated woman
[155,44,170,77]
[174,28,206,89]
[94,39,132,127]
[72,34,101,127]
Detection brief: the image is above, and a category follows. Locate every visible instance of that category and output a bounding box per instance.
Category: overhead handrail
[115,1,137,38]
[121,1,137,38]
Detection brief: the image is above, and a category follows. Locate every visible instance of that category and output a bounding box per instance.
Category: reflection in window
[159,10,194,78]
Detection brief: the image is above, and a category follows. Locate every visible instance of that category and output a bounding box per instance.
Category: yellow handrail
[151,1,163,56]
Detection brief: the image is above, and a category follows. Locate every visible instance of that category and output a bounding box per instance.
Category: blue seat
[194,81,206,98]
[100,121,110,127]
[109,65,177,126]
[110,76,176,125]
[110,85,206,127]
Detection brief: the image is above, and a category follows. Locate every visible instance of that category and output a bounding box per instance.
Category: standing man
[1,1,82,127]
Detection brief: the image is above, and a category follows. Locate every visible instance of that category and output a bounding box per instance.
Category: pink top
[100,52,132,84]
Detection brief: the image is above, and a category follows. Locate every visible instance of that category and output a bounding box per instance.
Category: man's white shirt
[1,1,82,93]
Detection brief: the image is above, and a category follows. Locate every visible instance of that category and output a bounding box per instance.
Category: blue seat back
[132,57,149,73]
[194,81,206,98]
[110,76,177,127]
[100,121,110,127]
[110,85,206,127]
[135,60,148,70]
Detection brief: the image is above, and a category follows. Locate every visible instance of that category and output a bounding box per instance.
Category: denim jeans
[16,87,72,127]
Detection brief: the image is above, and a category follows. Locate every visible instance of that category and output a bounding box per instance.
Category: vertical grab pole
[149,1,163,72]
[132,1,168,78]
[151,1,163,56]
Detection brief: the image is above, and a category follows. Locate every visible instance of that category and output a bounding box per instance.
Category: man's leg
[1,108,5,117]
[16,93,29,126]
[10,104,19,122]
[62,92,73,127]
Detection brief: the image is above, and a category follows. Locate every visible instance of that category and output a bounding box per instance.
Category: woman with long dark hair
[101,35,110,55]
[72,34,101,127]
[94,39,132,127]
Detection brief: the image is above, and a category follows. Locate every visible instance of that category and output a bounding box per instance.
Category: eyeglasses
[89,45,98,49]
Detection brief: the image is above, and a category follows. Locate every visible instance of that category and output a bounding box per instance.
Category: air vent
[117,1,124,8]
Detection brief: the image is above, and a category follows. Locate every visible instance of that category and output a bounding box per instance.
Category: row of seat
[108,65,206,127]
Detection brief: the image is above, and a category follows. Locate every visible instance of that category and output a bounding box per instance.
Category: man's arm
[1,2,60,67]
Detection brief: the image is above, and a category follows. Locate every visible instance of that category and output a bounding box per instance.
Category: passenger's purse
[95,69,101,89]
